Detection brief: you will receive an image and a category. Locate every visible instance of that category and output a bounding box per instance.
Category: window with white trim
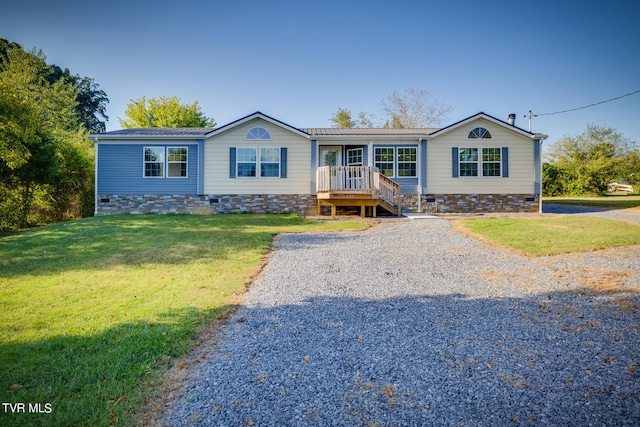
[459,148,479,177]
[246,127,271,140]
[397,147,417,177]
[144,147,165,177]
[347,148,363,166]
[468,127,492,139]
[482,147,501,177]
[167,147,188,177]
[374,147,395,177]
[458,147,502,177]
[260,147,280,177]
[237,147,257,177]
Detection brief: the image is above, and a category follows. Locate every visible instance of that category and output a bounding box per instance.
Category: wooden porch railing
[316,166,402,214]
[374,172,402,213]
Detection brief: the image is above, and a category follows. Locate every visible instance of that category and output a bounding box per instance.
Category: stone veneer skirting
[97,193,539,216]
[401,194,539,214]
[97,194,318,216]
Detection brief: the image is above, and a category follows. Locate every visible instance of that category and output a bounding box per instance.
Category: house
[91,111,547,216]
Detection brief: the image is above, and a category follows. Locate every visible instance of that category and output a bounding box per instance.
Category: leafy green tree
[329,107,355,128]
[119,96,215,128]
[542,162,564,196]
[46,65,109,133]
[1,39,109,134]
[329,108,375,128]
[545,124,639,195]
[0,45,94,229]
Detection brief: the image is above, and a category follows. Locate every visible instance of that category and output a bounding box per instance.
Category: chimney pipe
[508,113,516,126]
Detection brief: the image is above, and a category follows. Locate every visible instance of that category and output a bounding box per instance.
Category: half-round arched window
[246,127,271,140]
[468,127,492,139]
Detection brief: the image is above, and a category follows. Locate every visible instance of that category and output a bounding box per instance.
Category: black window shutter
[502,147,509,177]
[452,147,459,178]
[280,147,287,178]
[229,147,236,178]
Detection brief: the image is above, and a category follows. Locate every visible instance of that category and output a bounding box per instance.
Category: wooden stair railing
[373,172,402,216]
[316,166,402,216]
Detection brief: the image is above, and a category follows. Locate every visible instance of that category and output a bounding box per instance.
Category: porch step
[376,199,398,216]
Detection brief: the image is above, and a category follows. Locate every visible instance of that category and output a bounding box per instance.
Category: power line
[532,89,640,117]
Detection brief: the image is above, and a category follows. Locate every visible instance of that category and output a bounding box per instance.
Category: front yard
[1,208,639,425]
[0,214,366,427]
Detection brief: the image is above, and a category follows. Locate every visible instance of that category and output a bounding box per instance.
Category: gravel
[162,214,640,426]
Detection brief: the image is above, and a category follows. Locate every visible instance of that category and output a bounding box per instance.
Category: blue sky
[2,0,639,149]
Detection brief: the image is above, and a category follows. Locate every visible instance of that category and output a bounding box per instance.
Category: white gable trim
[206,112,310,139]
[429,112,537,139]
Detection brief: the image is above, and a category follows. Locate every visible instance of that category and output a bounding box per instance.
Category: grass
[462,216,640,256]
[544,195,640,212]
[0,214,367,427]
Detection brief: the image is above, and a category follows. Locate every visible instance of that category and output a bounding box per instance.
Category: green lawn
[0,214,367,427]
[462,216,640,256]
[544,195,640,211]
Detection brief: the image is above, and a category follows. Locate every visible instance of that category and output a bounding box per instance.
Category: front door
[320,146,342,167]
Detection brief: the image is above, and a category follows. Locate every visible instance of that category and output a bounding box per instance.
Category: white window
[260,147,280,177]
[235,147,281,178]
[167,147,188,177]
[237,147,257,177]
[374,147,417,178]
[397,147,417,177]
[458,147,501,177]
[347,148,363,166]
[459,148,479,177]
[374,147,395,177]
[144,146,189,178]
[468,127,492,139]
[246,127,272,140]
[482,147,501,177]
[144,147,164,177]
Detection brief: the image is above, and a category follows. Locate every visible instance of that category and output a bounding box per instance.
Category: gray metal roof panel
[98,128,213,137]
[301,128,440,136]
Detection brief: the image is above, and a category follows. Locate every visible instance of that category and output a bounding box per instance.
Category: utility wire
[531,89,640,117]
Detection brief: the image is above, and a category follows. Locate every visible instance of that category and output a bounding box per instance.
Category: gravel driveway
[543,203,640,225]
[162,215,640,426]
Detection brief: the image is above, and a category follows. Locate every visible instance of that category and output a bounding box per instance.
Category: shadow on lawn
[160,287,640,427]
[0,305,231,427]
[2,283,639,426]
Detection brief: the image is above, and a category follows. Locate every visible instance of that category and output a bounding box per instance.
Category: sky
[2,0,639,150]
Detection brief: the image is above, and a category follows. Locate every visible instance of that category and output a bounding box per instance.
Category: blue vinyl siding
[98,144,198,194]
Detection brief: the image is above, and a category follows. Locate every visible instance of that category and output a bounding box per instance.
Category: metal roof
[301,128,440,137]
[97,128,213,137]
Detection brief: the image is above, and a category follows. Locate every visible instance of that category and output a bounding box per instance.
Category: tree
[329,108,375,128]
[329,86,451,129]
[1,39,109,134]
[381,86,451,128]
[119,96,215,128]
[0,44,94,229]
[545,124,639,195]
[46,65,109,133]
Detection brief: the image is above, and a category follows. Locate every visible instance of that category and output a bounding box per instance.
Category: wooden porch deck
[316,166,402,218]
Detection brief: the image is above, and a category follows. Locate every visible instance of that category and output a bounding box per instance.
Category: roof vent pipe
[508,113,516,126]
